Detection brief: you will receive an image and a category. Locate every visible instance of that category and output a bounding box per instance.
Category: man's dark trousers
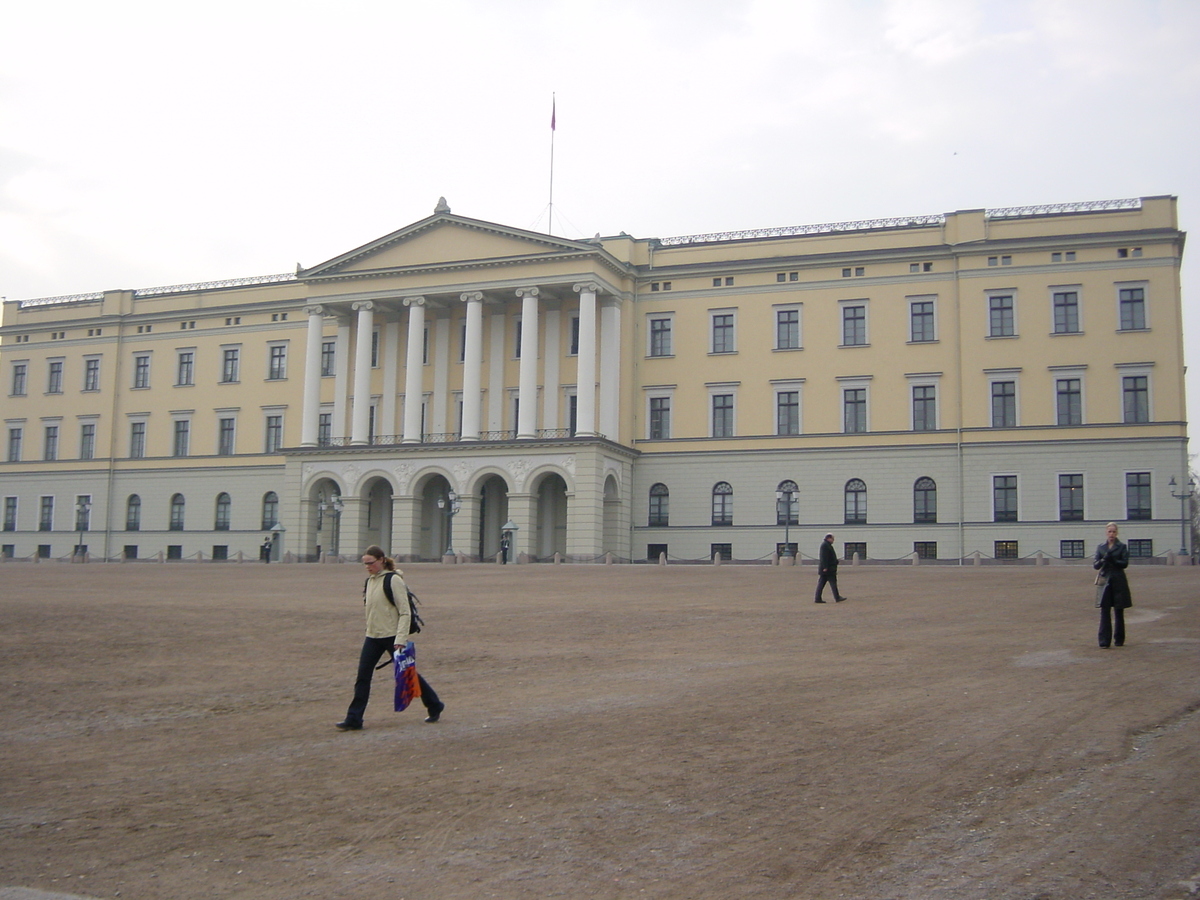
[815,570,842,603]
[345,635,442,726]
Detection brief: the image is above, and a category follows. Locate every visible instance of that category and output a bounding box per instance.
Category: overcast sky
[3,0,1198,428]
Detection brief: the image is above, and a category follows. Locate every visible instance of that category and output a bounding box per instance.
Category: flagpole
[549,93,556,235]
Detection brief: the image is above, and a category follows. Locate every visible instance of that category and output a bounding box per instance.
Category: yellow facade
[0,196,1188,564]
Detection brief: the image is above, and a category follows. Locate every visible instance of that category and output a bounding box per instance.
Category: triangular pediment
[300,209,601,279]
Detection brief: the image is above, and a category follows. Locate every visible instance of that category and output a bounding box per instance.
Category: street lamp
[74,496,91,562]
[319,496,344,556]
[1168,475,1195,557]
[775,488,795,558]
[437,491,461,556]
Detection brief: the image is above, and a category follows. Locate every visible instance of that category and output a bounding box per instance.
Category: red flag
[551,96,556,131]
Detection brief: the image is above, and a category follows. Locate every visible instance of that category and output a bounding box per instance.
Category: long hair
[363,545,397,572]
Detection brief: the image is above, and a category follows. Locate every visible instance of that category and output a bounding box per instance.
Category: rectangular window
[129,422,146,459]
[3,497,16,531]
[1126,472,1151,520]
[710,543,733,562]
[47,360,64,393]
[993,475,1018,522]
[1059,474,1084,521]
[166,545,183,560]
[83,358,100,391]
[370,330,379,368]
[265,415,283,453]
[711,314,735,353]
[218,418,235,455]
[776,309,799,350]
[1119,287,1146,330]
[7,427,22,462]
[1053,291,1080,334]
[910,300,935,342]
[268,345,287,380]
[648,491,668,527]
[1056,378,1082,426]
[1060,540,1085,559]
[513,321,521,359]
[221,348,240,383]
[321,340,336,376]
[39,496,54,532]
[212,545,229,561]
[318,412,332,447]
[11,362,27,396]
[991,381,1016,428]
[649,397,671,440]
[912,385,936,431]
[74,495,91,532]
[842,305,866,346]
[712,394,734,437]
[776,391,800,435]
[1128,539,1153,558]
[647,543,668,561]
[649,318,673,357]
[570,317,580,356]
[43,425,58,461]
[712,488,732,526]
[173,420,190,457]
[995,540,1019,559]
[567,395,577,437]
[133,355,150,389]
[79,423,96,460]
[176,351,194,386]
[1123,376,1149,423]
[843,542,866,561]
[914,541,937,560]
[843,388,867,433]
[989,296,1014,337]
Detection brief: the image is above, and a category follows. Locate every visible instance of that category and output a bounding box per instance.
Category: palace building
[0,195,1189,563]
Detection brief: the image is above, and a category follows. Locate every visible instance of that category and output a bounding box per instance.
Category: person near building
[336,545,445,730]
[815,533,847,603]
[260,535,272,562]
[1094,522,1132,648]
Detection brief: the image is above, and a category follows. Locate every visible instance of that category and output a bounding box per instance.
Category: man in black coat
[815,533,847,603]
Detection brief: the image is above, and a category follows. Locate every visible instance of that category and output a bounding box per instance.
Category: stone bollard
[554,552,562,565]
[658,552,667,566]
[496,551,504,564]
[772,551,779,566]
[973,551,982,566]
[713,553,722,566]
[852,552,860,566]
[442,553,456,565]
[912,551,919,566]
[606,552,614,565]
[782,554,794,567]
[1036,551,1046,566]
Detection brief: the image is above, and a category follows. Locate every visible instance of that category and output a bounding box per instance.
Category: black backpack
[362,571,424,634]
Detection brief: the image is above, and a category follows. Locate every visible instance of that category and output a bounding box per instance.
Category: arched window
[844,479,867,524]
[214,493,232,531]
[261,491,279,530]
[125,495,141,532]
[914,477,937,523]
[776,479,799,526]
[712,482,733,526]
[648,483,669,527]
[169,494,186,531]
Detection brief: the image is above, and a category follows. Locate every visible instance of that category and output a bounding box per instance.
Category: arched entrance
[533,473,568,560]
[362,476,394,554]
[310,478,344,559]
[602,474,621,558]
[477,474,509,561]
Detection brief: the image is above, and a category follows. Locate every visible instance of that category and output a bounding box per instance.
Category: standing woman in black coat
[1093,521,1132,648]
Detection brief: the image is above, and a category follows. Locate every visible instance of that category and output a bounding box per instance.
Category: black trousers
[1098,605,1126,647]
[815,570,842,601]
[345,635,442,725]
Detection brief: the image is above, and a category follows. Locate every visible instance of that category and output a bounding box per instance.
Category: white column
[516,287,539,439]
[460,291,484,440]
[402,297,426,443]
[381,314,400,439]
[600,298,621,439]
[333,318,351,440]
[574,282,599,436]
[542,304,561,430]
[350,301,374,445]
[300,305,325,447]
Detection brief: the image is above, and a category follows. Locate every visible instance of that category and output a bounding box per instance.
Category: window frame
[1051,288,1081,335]
[82,356,101,392]
[47,359,64,394]
[710,310,736,355]
[648,483,669,527]
[908,297,937,343]
[840,300,868,347]
[774,305,802,350]
[176,349,195,386]
[774,382,803,436]
[132,353,151,390]
[844,478,867,525]
[1058,473,1084,521]
[1125,471,1152,520]
[711,481,734,526]
[645,389,674,441]
[220,346,241,384]
[1117,284,1147,331]
[267,343,288,380]
[987,293,1016,338]
[913,476,937,524]
[647,314,674,358]
[10,361,28,396]
[993,474,1019,522]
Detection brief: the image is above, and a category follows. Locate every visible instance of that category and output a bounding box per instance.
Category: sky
[2,0,1199,423]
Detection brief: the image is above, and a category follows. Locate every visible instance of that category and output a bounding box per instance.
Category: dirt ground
[1,560,1198,900]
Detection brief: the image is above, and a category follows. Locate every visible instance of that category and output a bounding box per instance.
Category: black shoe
[335,720,362,731]
[814,599,827,604]
[424,703,444,724]
[835,596,847,602]
[1098,644,1109,649]
[1114,642,1124,647]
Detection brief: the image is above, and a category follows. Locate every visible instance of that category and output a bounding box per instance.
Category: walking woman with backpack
[336,545,445,730]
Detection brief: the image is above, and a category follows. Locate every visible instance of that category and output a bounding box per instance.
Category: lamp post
[775,488,795,558]
[1168,475,1196,557]
[437,491,461,557]
[74,496,91,562]
[319,496,344,557]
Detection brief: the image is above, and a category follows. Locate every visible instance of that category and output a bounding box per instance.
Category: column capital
[515,287,540,300]
[573,282,601,295]
[351,300,375,312]
[403,296,426,308]
[460,291,484,303]
[303,304,326,316]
